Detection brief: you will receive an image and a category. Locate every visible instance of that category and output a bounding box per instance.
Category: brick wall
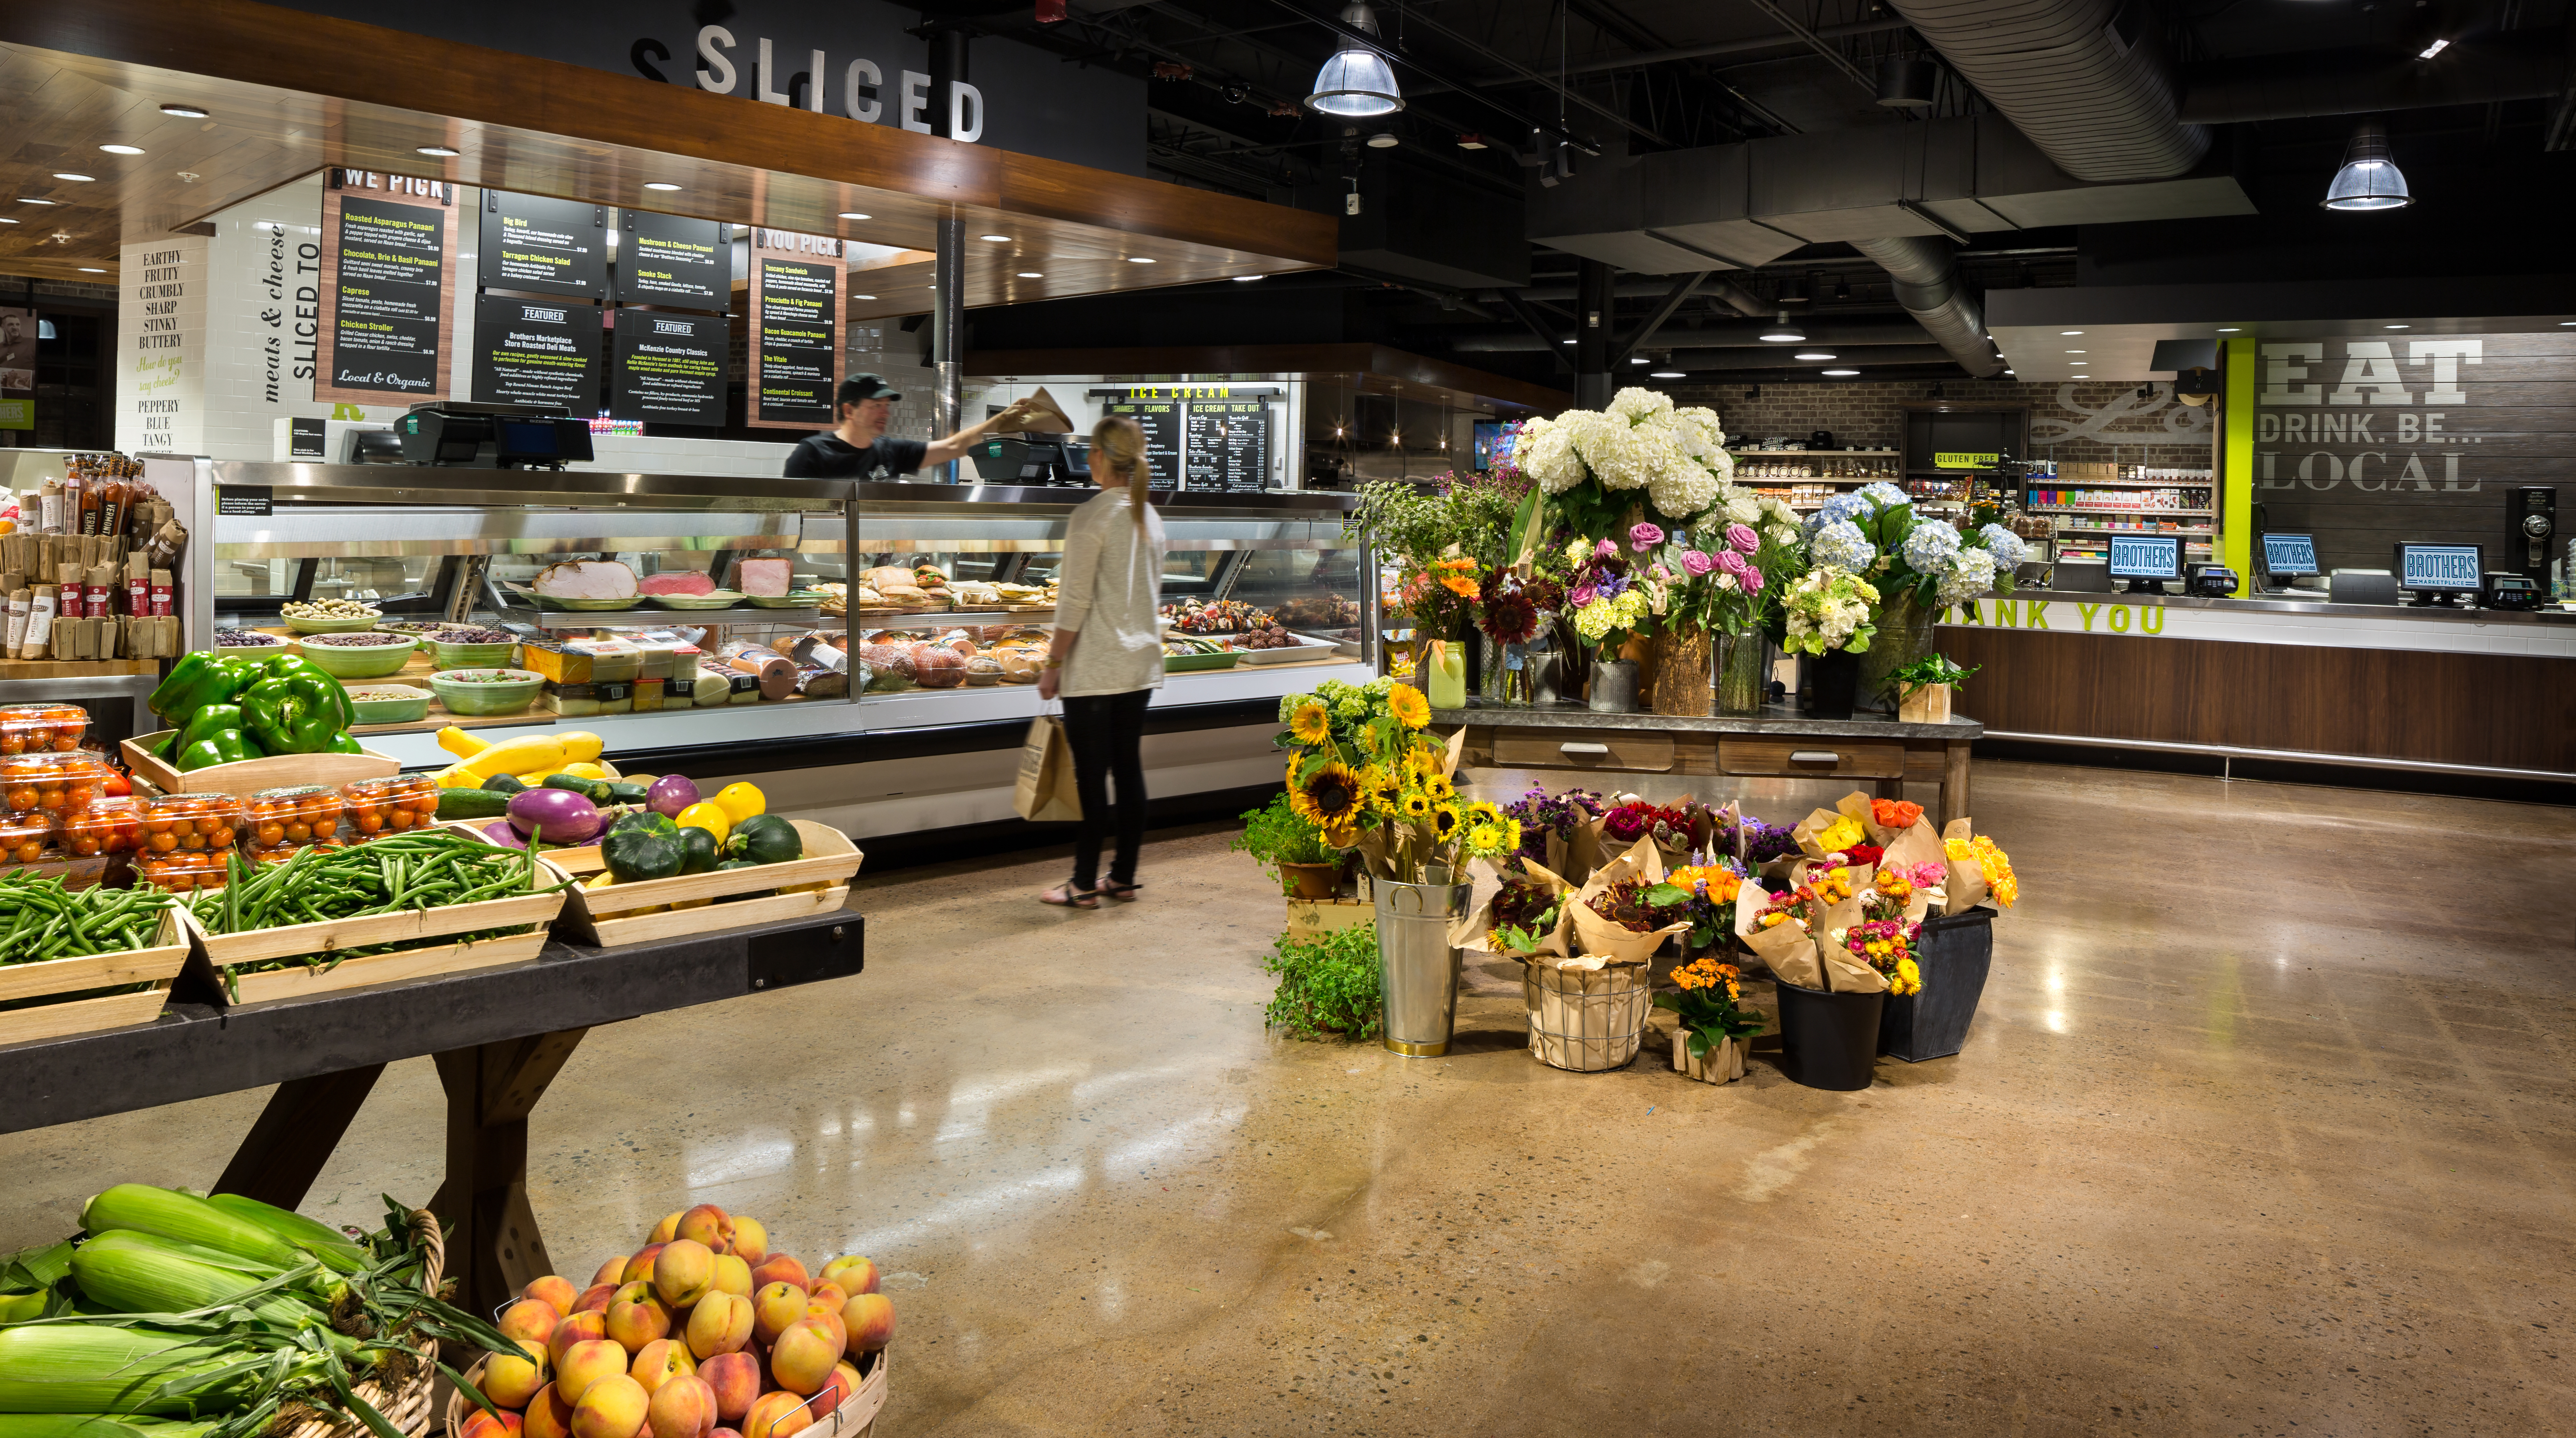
[1668,377,2217,469]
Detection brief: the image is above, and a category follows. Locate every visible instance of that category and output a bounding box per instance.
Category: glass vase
[1476,631,1508,705]
[1716,627,1769,716]
[1648,627,1714,717]
[1857,588,1940,714]
[1423,636,1468,711]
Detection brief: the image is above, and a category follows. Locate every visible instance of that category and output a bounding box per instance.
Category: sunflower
[1321,816,1362,849]
[1397,790,1434,820]
[1289,700,1331,746]
[1464,799,1504,828]
[1423,773,1457,803]
[1289,761,1366,827]
[1430,802,1462,840]
[1386,684,1430,728]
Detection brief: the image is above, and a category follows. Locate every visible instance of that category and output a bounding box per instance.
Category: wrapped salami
[716,639,797,699]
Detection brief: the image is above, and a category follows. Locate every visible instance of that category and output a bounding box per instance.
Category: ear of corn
[1,1243,74,1292]
[65,1234,325,1339]
[75,1191,298,1273]
[0,1294,48,1325]
[0,1417,220,1438]
[198,1198,365,1277]
[0,1326,252,1415]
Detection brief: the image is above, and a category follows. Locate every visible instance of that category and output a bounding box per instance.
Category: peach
[646,1374,717,1438]
[675,1205,731,1253]
[592,1257,628,1289]
[548,1311,608,1369]
[767,1317,845,1396]
[683,1290,753,1360]
[724,1218,768,1265]
[525,1275,581,1313]
[840,1295,894,1353]
[462,1410,523,1438]
[500,1298,563,1345]
[711,1430,742,1438]
[648,1211,684,1245]
[798,1307,845,1356]
[739,1391,812,1438]
[627,1339,695,1396]
[574,1284,619,1316]
[606,1291,674,1351]
[746,1255,806,1293]
[818,1257,877,1298]
[696,1352,760,1423]
[570,1375,648,1438]
[708,1255,753,1300]
[813,1360,859,1416]
[805,1282,846,1312]
[653,1240,716,1308]
[751,1283,806,1345]
[523,1386,576,1438]
[558,1338,631,1405]
[622,1246,666,1286]
[484,1340,550,1408]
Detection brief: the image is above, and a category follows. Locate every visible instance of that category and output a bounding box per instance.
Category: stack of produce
[425,729,612,791]
[131,794,244,889]
[0,703,88,756]
[458,1203,893,1438]
[0,749,121,874]
[142,651,364,771]
[0,1185,517,1438]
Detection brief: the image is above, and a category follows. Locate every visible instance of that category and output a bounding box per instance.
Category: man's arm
[922,398,1045,467]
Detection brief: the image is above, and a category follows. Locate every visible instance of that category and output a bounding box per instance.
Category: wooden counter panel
[1718,738,1906,779]
[1488,726,1682,774]
[1939,628,2572,771]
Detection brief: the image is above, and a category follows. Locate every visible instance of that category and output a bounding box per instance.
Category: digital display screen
[1474,422,1516,470]
[497,419,560,458]
[2397,542,2482,591]
[2106,534,2182,579]
[2262,533,2319,576]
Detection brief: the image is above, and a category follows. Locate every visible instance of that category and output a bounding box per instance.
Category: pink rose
[1595,538,1618,559]
[1651,563,1671,581]
[1714,549,1748,577]
[1569,584,1598,608]
[1629,522,1665,551]
[1740,565,1765,593]
[1679,550,1716,577]
[1727,523,1759,554]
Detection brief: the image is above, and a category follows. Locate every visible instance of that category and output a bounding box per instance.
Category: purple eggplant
[646,773,702,819]
[506,786,603,844]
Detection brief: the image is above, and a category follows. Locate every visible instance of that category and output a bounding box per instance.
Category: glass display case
[168,458,1372,770]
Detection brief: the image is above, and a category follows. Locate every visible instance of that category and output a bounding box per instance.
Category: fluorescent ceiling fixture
[1822,368,1860,376]
[642,182,682,191]
[52,173,94,183]
[1364,133,1398,148]
[849,293,877,300]
[77,267,105,273]
[1650,370,1685,378]
[2323,123,2411,210]
[2216,326,2241,332]
[416,145,460,157]
[2002,368,2014,374]
[2384,323,2409,329]
[2060,330,2083,335]
[1126,255,1156,263]
[1628,356,1648,364]
[1306,3,1404,118]
[1793,351,1835,361]
[1759,310,1805,342]
[1561,338,1576,345]
[99,144,144,156]
[2418,38,2449,59]
[0,218,16,224]
[159,103,208,118]
[1016,271,1042,278]
[838,212,870,220]
[979,233,1013,242]
[1233,274,1264,281]
[2064,349,2085,354]
[17,199,57,205]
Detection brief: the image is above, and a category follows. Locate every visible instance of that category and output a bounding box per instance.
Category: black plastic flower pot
[1877,905,1996,1062]
[1803,649,1860,720]
[1771,976,1885,1090]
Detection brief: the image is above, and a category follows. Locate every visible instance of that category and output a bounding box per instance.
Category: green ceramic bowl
[429,668,544,717]
[293,633,418,679]
[343,685,433,725]
[427,636,520,669]
[282,612,384,634]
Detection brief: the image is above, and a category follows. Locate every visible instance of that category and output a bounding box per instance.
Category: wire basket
[284,1209,443,1438]
[1523,960,1654,1072]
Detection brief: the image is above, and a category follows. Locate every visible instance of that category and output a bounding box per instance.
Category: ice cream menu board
[1096,396,1181,485]
[616,210,729,309]
[477,192,606,300]
[469,295,604,410]
[746,228,842,429]
[315,173,454,405]
[611,308,727,427]
[1184,399,1272,492]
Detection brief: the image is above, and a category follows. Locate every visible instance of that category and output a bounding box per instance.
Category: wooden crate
[1285,898,1373,943]
[124,732,400,795]
[548,820,862,947]
[206,928,549,1006]
[0,907,186,1046]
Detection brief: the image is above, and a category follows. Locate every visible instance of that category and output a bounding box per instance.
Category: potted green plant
[1231,791,1342,898]
[1888,652,1979,724]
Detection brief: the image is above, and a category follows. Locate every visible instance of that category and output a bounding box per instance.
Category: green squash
[602,819,686,882]
[679,826,720,875]
[716,859,763,871]
[722,813,803,866]
[483,773,527,795]
[610,808,675,837]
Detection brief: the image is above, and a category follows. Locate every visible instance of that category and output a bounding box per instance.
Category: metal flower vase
[1374,875,1475,1057]
[1648,627,1715,718]
[1587,658,1640,713]
[1857,588,1940,713]
[1715,627,1769,716]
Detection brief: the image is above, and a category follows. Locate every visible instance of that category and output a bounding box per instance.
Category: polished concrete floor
[2,761,2572,1436]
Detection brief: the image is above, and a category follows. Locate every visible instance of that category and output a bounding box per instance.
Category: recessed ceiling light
[2064,349,2085,354]
[1233,274,1265,281]
[0,218,15,224]
[1365,133,1398,148]
[99,144,144,156]
[2216,326,2241,332]
[1793,351,1835,361]
[643,182,682,191]
[159,103,208,118]
[1822,368,1860,376]
[2060,330,2083,335]
[1127,256,1156,263]
[838,212,870,220]
[2384,323,2409,329]
[1650,370,1684,379]
[850,293,877,300]
[1017,271,1042,278]
[1628,356,1648,364]
[416,145,460,157]
[979,233,1012,241]
[52,174,94,183]
[17,198,57,205]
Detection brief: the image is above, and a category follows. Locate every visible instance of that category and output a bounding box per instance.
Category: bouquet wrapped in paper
[1939,817,2020,915]
[1567,835,1693,963]
[1741,858,1887,993]
[1454,857,1576,957]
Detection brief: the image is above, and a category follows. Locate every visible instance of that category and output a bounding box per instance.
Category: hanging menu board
[469,294,604,410]
[316,173,454,405]
[610,309,728,427]
[1184,399,1272,492]
[746,228,843,429]
[478,192,607,300]
[616,210,730,309]
[1098,396,1180,485]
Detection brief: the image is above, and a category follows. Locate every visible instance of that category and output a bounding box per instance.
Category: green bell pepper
[148,652,267,727]
[146,651,215,719]
[239,664,349,756]
[324,731,365,754]
[178,703,245,753]
[175,730,259,772]
[260,652,356,729]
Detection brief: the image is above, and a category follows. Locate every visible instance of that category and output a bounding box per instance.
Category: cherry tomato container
[0,703,88,756]
[136,849,231,893]
[339,774,441,841]
[243,785,347,861]
[0,752,114,817]
[60,797,146,858]
[142,793,247,855]
[0,812,55,869]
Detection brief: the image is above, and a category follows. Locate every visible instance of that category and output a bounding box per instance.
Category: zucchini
[543,772,611,803]
[605,782,651,804]
[435,787,514,820]
[484,773,527,795]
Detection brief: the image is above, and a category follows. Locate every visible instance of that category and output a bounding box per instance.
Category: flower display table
[1434,702,1981,829]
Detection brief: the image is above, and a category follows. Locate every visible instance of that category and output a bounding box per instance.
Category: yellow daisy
[1289,700,1331,746]
[1386,684,1430,728]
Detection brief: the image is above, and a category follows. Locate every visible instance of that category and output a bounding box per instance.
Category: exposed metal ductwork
[1847,237,2004,378]
[1883,0,2207,183]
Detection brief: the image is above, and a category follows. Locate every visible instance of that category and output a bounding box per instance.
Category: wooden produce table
[1437,702,1983,827]
[0,912,862,1311]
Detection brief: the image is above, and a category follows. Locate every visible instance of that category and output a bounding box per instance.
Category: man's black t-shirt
[783,433,928,481]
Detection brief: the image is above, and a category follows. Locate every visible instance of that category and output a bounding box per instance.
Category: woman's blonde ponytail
[1090,414,1152,530]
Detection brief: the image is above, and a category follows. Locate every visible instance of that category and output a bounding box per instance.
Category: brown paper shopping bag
[1013,713,1082,822]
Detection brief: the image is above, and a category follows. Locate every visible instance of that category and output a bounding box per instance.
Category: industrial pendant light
[1305,3,1404,118]
[2322,123,2412,211]
[1758,310,1806,343]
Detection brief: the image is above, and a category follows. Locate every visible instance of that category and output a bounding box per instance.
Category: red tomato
[101,769,131,797]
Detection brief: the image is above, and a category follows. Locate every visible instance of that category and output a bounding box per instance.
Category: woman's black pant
[1062,688,1151,890]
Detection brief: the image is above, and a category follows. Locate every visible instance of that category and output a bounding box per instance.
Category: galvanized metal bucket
[1373,876,1474,1057]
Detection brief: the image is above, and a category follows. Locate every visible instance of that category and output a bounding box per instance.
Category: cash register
[2106,533,2182,595]
[2257,533,2322,594]
[397,401,595,469]
[2394,541,2482,607]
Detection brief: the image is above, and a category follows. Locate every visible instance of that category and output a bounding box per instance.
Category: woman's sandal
[1099,880,1142,902]
[1039,883,1099,909]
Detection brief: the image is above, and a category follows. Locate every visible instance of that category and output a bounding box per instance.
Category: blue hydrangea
[1856,481,1912,512]
[1978,523,2028,568]
[1810,518,1876,572]
[1804,491,1872,536]
[1899,520,1962,574]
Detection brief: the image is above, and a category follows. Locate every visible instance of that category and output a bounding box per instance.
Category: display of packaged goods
[689,666,732,707]
[1,751,114,816]
[340,774,442,839]
[0,811,56,867]
[717,639,797,699]
[135,847,229,892]
[59,795,145,857]
[243,784,346,859]
[631,677,666,711]
[519,635,645,683]
[141,793,244,854]
[729,672,763,703]
[629,635,700,681]
[543,681,634,716]
[0,702,89,755]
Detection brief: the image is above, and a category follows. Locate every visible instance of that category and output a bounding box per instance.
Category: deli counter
[153,458,1370,838]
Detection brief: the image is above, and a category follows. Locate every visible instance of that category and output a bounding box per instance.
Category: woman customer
[1037,415,1168,908]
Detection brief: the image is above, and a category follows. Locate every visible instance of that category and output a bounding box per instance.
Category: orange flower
[1871,797,1924,829]
[1440,575,1481,600]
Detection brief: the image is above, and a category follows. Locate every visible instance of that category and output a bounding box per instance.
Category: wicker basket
[285,1209,444,1438]
[1522,960,1655,1072]
[442,1346,889,1438]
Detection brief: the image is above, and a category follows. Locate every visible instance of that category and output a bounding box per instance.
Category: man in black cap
[784,372,1040,481]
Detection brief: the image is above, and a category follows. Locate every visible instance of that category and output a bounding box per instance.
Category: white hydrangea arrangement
[1514,387,1742,525]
